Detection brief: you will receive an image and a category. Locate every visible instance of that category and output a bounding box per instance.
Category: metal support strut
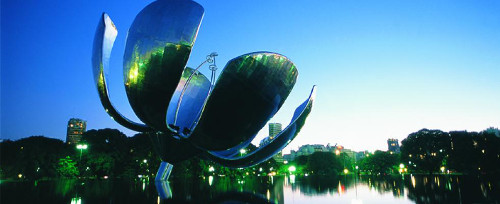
[155,161,174,181]
[173,52,218,126]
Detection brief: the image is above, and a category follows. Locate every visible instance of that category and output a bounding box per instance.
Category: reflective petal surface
[204,86,316,168]
[91,13,152,132]
[189,52,298,151]
[123,0,204,132]
[166,67,211,135]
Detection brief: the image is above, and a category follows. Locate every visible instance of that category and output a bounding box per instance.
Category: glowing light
[290,174,295,184]
[288,166,296,172]
[440,166,445,173]
[208,166,215,172]
[208,176,213,186]
[76,144,88,150]
[411,176,416,188]
[18,174,22,179]
[335,149,340,155]
[344,169,349,174]
[143,159,147,163]
[355,166,359,170]
[70,197,82,204]
[399,163,405,169]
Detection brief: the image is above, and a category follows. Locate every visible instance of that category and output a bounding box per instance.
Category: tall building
[387,138,400,153]
[66,118,87,144]
[268,123,282,140]
[258,123,284,162]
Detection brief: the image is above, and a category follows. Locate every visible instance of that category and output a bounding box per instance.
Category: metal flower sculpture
[92,0,316,181]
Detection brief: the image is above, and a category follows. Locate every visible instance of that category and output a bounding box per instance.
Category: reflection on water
[1,175,499,203]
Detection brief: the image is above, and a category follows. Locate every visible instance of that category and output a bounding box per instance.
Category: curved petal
[123,0,204,132]
[204,86,317,168]
[188,52,298,151]
[166,67,211,135]
[91,13,151,132]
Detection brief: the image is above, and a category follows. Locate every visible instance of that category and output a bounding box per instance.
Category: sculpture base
[155,180,173,199]
[155,161,174,181]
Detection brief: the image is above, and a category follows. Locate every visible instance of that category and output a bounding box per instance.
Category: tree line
[1,127,498,180]
[401,128,500,174]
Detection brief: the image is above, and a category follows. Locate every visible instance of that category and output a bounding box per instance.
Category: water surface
[1,175,499,203]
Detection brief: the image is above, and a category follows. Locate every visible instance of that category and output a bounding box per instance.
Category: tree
[401,129,451,173]
[57,156,79,178]
[307,152,341,175]
[0,136,71,179]
[448,131,479,173]
[359,151,400,174]
[475,131,500,174]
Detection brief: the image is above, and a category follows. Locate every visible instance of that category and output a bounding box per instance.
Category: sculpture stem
[155,161,174,181]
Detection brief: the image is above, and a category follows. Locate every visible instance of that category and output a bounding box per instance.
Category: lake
[1,175,499,203]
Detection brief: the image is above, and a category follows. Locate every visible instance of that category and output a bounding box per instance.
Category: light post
[76,144,88,161]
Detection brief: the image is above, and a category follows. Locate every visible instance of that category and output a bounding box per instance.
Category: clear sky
[1,0,499,153]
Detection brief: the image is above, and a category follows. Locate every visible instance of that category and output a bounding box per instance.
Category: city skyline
[2,0,500,152]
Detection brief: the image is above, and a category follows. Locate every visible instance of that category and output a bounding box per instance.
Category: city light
[335,149,340,155]
[70,197,82,204]
[343,169,349,174]
[288,166,296,172]
[143,159,147,163]
[76,144,88,150]
[208,166,215,172]
[208,176,213,186]
[76,144,88,160]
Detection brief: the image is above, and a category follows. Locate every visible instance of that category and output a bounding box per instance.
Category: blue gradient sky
[1,0,499,152]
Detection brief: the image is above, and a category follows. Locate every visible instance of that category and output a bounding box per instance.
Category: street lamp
[76,144,88,160]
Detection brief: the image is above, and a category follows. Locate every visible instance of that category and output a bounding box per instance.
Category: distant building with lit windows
[268,123,282,140]
[66,118,86,144]
[259,123,284,162]
[387,138,400,153]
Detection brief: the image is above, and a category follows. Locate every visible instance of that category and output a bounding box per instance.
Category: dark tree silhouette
[401,129,450,173]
